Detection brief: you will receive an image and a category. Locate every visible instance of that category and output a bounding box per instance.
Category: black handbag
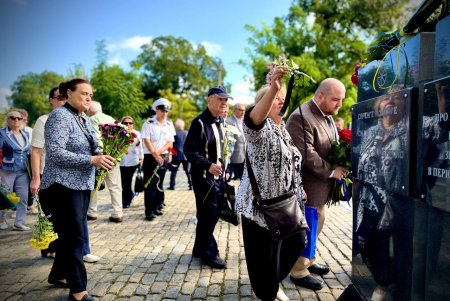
[245,150,307,241]
[218,182,239,226]
[134,166,144,194]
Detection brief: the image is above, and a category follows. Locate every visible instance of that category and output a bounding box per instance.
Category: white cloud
[229,77,255,105]
[0,87,12,109]
[106,35,152,52]
[200,41,222,57]
[107,53,126,67]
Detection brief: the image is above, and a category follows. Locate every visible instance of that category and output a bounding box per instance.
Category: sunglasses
[122,122,134,125]
[8,116,23,121]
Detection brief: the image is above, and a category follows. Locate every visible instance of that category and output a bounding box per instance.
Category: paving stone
[91,282,111,296]
[0,175,353,300]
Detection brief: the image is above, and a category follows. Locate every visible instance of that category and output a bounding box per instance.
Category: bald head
[315,78,345,96]
[315,78,346,116]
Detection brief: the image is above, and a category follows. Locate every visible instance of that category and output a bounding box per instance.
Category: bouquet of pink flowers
[93,123,136,197]
[327,129,352,206]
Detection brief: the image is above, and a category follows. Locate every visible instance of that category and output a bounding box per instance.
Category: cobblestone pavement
[0,173,352,301]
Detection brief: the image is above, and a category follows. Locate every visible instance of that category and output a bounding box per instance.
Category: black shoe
[68,293,94,301]
[290,275,323,290]
[188,186,192,190]
[145,213,155,221]
[109,216,123,223]
[87,215,97,221]
[308,263,330,275]
[48,278,68,288]
[41,249,50,258]
[123,204,130,209]
[167,186,175,190]
[154,209,163,216]
[202,255,227,269]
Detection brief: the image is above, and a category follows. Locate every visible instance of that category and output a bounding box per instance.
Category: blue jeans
[0,169,29,225]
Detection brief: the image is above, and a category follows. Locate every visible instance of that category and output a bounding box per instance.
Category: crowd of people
[0,66,348,300]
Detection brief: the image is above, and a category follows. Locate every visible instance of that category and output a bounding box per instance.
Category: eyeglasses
[122,122,134,125]
[8,116,23,121]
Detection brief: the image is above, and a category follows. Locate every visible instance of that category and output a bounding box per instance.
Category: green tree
[9,71,64,125]
[90,41,150,129]
[132,36,226,104]
[244,0,411,123]
[158,88,199,130]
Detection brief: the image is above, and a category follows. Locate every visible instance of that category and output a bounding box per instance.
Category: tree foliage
[91,64,149,129]
[132,36,226,104]
[244,0,411,123]
[9,71,64,125]
[90,41,150,129]
[158,88,199,130]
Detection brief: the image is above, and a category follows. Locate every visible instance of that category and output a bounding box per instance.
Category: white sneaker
[277,286,290,301]
[0,221,8,230]
[83,254,101,263]
[13,223,31,231]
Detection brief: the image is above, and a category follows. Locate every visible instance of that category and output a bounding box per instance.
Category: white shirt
[31,114,48,174]
[120,130,144,166]
[140,117,175,154]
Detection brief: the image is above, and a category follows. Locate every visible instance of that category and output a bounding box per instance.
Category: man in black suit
[168,119,192,190]
[184,85,233,269]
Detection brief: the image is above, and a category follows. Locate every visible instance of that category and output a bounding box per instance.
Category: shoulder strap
[71,111,96,155]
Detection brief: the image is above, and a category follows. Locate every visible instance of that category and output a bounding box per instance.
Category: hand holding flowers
[144,147,177,190]
[266,55,316,85]
[327,128,353,206]
[29,196,58,250]
[92,122,136,197]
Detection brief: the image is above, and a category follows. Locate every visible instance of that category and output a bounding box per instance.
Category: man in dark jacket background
[184,85,233,269]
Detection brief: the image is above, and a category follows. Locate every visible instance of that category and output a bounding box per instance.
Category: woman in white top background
[119,116,144,208]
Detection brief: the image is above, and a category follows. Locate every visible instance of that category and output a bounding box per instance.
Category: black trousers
[44,183,90,294]
[191,175,222,259]
[242,216,306,301]
[230,162,245,180]
[120,164,139,207]
[169,160,192,188]
[143,154,166,216]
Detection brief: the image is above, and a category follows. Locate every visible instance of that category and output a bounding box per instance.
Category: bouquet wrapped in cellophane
[327,129,353,207]
[29,196,58,250]
[93,123,136,197]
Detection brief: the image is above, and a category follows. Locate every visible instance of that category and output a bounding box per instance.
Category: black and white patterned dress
[235,110,306,229]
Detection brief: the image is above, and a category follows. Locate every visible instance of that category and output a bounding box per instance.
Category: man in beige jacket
[286,78,347,290]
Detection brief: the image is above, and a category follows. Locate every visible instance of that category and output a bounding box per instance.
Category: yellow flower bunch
[7,192,20,205]
[29,197,58,250]
[0,188,20,212]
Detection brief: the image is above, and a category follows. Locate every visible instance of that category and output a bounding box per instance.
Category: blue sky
[0,0,293,107]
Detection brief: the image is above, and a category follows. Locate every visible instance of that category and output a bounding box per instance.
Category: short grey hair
[88,101,102,115]
[174,118,185,130]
